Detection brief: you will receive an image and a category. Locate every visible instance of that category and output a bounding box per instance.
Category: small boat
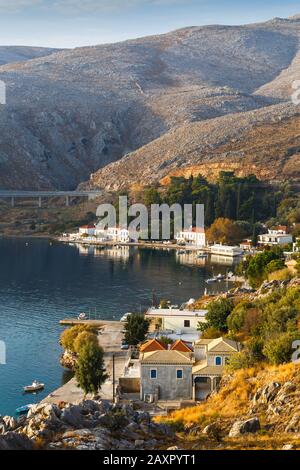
[16,404,33,415]
[23,380,45,393]
[78,312,87,320]
[206,277,217,284]
[216,273,225,281]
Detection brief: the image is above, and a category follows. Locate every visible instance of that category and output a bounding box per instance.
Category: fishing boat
[16,404,33,415]
[206,277,217,284]
[23,380,45,393]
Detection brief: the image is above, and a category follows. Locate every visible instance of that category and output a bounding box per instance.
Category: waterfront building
[175,227,206,247]
[145,307,207,334]
[210,244,243,257]
[79,225,96,236]
[258,227,293,247]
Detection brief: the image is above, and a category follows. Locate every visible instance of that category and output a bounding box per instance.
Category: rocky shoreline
[0,400,175,450]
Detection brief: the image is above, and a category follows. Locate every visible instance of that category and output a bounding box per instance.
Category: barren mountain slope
[87,103,300,191]
[1,17,300,189]
[0,46,60,66]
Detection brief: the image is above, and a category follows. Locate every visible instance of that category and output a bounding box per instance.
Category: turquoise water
[0,238,230,416]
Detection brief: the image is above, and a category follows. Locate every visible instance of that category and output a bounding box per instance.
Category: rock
[60,405,84,428]
[2,416,17,431]
[134,439,145,447]
[253,382,281,405]
[282,444,294,450]
[275,382,296,405]
[202,423,218,435]
[229,417,260,437]
[0,432,34,450]
[285,414,300,433]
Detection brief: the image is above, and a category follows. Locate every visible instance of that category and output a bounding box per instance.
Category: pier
[59,318,121,327]
[0,190,102,208]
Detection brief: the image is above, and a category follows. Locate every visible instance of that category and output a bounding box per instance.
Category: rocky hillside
[0,400,175,450]
[2,365,300,450]
[87,103,300,191]
[0,46,60,66]
[1,16,300,189]
[158,362,300,450]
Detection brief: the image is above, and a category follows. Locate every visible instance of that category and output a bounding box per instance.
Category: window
[184,320,190,328]
[176,369,183,379]
[150,369,157,379]
[215,356,222,366]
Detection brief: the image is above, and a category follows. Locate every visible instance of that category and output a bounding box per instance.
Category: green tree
[263,332,299,366]
[73,331,99,354]
[124,313,149,346]
[199,298,234,333]
[75,343,108,396]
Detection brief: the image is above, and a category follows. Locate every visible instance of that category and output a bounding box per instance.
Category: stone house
[192,337,241,400]
[139,337,240,402]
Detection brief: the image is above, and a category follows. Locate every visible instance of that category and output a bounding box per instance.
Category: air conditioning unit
[144,393,154,403]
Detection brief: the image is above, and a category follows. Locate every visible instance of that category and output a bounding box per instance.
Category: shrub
[73,330,99,353]
[201,327,223,339]
[263,331,300,365]
[199,298,234,333]
[124,313,149,346]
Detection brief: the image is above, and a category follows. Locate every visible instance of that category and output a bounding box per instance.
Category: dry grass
[157,363,299,429]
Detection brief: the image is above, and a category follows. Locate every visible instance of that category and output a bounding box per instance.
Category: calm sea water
[0,238,232,416]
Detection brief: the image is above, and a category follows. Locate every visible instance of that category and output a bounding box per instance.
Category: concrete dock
[59,319,122,327]
[42,321,128,405]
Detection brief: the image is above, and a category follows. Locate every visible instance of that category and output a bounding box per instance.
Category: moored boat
[16,404,33,415]
[23,380,45,393]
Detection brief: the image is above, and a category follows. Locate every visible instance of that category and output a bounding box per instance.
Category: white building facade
[258,227,293,247]
[175,227,206,247]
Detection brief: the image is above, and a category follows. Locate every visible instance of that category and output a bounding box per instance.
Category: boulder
[60,404,84,428]
[285,414,300,433]
[0,432,33,450]
[229,417,260,437]
[252,382,281,405]
[282,444,294,450]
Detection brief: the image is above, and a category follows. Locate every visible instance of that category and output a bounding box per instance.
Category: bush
[199,298,234,333]
[124,313,149,346]
[268,268,292,282]
[263,332,299,365]
[73,331,99,353]
[60,325,98,352]
[201,327,223,339]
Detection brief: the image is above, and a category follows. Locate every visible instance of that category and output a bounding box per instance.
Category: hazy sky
[0,0,299,48]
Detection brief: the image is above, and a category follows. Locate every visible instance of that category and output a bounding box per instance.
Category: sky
[0,0,299,48]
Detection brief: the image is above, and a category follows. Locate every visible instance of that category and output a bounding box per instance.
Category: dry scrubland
[157,363,300,450]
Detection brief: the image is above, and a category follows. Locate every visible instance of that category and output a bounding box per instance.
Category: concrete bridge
[0,190,102,207]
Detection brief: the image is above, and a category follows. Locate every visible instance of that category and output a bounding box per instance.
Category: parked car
[121,344,129,350]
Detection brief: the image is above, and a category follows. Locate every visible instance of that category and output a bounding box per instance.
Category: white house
[175,227,206,247]
[145,307,207,334]
[258,226,293,247]
[95,225,131,243]
[79,225,96,236]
